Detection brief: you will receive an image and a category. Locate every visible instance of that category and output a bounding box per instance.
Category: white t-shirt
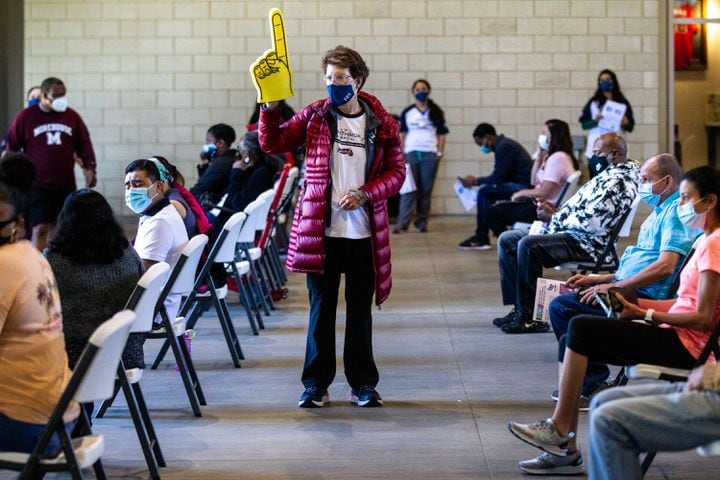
[402,106,438,154]
[584,100,628,158]
[134,202,189,320]
[325,111,370,239]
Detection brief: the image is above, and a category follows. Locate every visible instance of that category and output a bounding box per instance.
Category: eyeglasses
[323,74,353,85]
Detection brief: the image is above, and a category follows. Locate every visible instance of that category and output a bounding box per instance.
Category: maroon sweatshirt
[5,104,96,191]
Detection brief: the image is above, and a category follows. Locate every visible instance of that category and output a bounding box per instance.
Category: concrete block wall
[23,0,663,214]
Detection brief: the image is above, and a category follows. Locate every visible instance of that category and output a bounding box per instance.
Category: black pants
[560,315,697,369]
[486,199,537,239]
[302,237,378,391]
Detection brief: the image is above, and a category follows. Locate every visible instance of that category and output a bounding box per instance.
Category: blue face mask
[637,176,669,207]
[326,83,354,106]
[125,186,155,214]
[599,80,614,92]
[589,155,610,174]
[27,98,39,107]
[414,91,429,102]
[202,143,217,159]
[480,145,492,154]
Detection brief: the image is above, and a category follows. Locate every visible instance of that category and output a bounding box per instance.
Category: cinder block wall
[23,0,663,213]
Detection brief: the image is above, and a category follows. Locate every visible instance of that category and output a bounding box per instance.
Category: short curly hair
[321,45,369,89]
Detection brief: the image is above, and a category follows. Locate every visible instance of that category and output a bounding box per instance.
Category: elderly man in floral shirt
[495,133,639,334]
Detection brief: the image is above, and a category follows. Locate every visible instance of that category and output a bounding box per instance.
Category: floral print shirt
[547,160,640,261]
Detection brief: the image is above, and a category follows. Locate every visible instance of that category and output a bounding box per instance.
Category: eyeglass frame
[323,73,354,85]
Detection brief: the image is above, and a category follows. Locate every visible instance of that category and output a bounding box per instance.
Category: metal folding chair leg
[131,381,165,467]
[116,364,162,480]
[230,263,259,335]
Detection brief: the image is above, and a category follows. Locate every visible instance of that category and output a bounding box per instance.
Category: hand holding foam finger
[250,8,294,103]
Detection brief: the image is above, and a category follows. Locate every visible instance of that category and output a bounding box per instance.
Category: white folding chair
[147,234,210,417]
[95,262,170,479]
[0,311,135,480]
[169,213,248,368]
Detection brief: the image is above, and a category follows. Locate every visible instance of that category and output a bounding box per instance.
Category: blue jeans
[549,293,611,394]
[0,412,77,455]
[474,182,526,242]
[497,230,593,319]
[396,151,438,230]
[589,383,720,480]
[303,237,378,391]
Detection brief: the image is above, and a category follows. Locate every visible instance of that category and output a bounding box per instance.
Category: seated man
[496,133,639,333]
[458,123,532,250]
[545,153,699,403]
[190,123,238,212]
[125,159,189,322]
[588,363,720,480]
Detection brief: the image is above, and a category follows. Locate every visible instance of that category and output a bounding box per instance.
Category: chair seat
[195,284,228,300]
[698,440,720,457]
[235,260,250,275]
[0,435,105,469]
[626,364,691,381]
[554,261,616,273]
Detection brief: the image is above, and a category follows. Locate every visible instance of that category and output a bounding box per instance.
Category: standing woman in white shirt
[579,69,635,177]
[394,79,449,233]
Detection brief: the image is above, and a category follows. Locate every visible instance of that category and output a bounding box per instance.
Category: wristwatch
[349,189,368,206]
[644,308,655,322]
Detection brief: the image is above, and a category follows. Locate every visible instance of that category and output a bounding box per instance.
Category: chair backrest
[618,195,642,238]
[557,170,582,207]
[571,134,586,161]
[237,189,275,243]
[167,234,209,296]
[213,211,247,263]
[125,262,170,333]
[74,310,136,403]
[665,233,704,299]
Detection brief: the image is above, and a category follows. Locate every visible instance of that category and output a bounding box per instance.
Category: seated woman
[45,189,145,370]
[486,119,578,237]
[507,165,720,475]
[208,130,282,236]
[151,156,211,236]
[0,153,80,454]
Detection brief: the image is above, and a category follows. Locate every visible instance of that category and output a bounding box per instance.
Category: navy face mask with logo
[588,155,610,175]
[326,84,354,106]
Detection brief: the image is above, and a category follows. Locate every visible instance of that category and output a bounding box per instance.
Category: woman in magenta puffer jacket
[259,46,404,409]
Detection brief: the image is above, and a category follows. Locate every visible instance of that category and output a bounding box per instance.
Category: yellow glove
[249,8,294,104]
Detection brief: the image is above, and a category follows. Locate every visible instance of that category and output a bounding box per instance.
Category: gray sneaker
[518,450,584,476]
[508,419,575,456]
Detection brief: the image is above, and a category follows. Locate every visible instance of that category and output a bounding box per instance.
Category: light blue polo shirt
[615,190,700,299]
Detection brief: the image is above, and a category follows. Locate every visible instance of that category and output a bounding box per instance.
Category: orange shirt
[668,230,720,360]
[0,241,79,424]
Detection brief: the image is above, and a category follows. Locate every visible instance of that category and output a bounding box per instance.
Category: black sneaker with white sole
[349,386,383,407]
[298,387,329,408]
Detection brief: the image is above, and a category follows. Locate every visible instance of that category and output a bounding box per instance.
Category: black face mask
[588,155,610,175]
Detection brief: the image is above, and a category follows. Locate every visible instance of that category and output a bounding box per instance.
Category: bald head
[640,153,682,205]
[592,133,628,165]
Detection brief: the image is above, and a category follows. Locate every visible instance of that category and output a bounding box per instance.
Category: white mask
[51,96,68,112]
[538,134,549,151]
[677,198,707,230]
